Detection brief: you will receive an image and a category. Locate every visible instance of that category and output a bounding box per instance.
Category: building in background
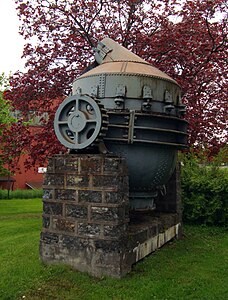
[0,110,48,190]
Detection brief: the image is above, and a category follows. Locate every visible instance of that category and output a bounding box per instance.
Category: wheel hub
[68,111,86,132]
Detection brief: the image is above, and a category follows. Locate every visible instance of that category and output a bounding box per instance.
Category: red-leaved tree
[5,0,228,168]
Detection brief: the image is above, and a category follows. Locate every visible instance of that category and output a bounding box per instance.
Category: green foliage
[0,189,43,199]
[0,73,14,130]
[0,159,11,176]
[0,73,16,176]
[180,149,228,226]
[0,97,14,129]
[0,72,9,90]
[212,145,228,165]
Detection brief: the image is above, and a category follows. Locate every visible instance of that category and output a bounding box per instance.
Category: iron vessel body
[54,38,188,209]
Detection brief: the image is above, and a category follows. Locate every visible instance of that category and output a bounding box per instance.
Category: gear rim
[54,94,108,149]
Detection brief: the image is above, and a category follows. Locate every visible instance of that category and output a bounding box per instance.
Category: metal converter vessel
[54,38,188,210]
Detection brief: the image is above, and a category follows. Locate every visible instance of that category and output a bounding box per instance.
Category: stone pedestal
[40,154,182,278]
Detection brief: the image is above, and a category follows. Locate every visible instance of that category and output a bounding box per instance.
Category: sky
[0,0,25,75]
[0,1,224,76]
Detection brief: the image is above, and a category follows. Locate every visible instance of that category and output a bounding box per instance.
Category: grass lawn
[0,199,227,300]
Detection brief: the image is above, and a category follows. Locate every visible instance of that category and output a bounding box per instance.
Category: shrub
[180,151,228,226]
[0,189,43,199]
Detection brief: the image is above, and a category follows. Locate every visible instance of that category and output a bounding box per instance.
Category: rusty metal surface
[79,38,178,85]
[98,37,148,64]
[79,61,177,84]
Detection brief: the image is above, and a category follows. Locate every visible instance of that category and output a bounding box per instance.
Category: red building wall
[0,126,45,190]
[1,98,63,190]
[12,154,45,189]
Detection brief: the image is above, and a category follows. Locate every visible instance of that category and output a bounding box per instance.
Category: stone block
[40,154,182,278]
[104,224,127,238]
[78,223,101,237]
[55,156,79,172]
[61,235,89,252]
[91,206,125,222]
[43,202,62,216]
[94,239,124,253]
[103,157,121,173]
[80,157,102,174]
[43,174,64,187]
[55,189,77,201]
[65,204,87,219]
[43,189,54,200]
[41,232,59,244]
[66,175,89,187]
[92,175,120,188]
[78,190,102,203]
[42,216,50,229]
[52,218,75,233]
[46,158,55,172]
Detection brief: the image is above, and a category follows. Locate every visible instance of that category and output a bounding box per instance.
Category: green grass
[0,199,227,300]
[0,189,43,199]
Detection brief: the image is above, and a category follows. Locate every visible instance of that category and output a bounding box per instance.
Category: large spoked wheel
[54,94,104,149]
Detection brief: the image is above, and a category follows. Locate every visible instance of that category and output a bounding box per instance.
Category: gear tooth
[95,100,109,145]
[81,97,109,150]
[55,95,110,151]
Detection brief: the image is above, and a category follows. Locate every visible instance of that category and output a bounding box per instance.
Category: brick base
[40,154,182,278]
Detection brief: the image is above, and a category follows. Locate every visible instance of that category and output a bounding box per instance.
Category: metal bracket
[164,104,175,113]
[114,98,124,106]
[143,85,153,99]
[116,84,126,97]
[142,100,152,110]
[164,90,173,103]
[94,41,112,64]
[164,90,174,113]
[177,104,186,115]
[91,85,99,97]
[128,110,135,144]
[142,85,153,111]
[114,84,126,108]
